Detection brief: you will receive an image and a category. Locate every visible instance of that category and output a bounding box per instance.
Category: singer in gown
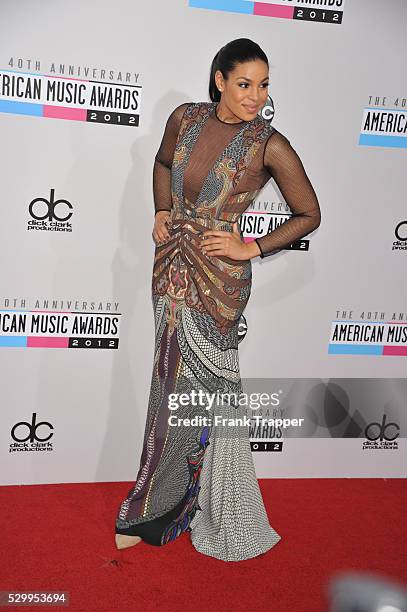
[115,90,321,560]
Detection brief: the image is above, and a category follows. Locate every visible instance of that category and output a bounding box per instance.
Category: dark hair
[209,38,269,103]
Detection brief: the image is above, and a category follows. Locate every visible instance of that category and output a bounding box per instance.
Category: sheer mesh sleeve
[254,131,321,258]
[153,102,190,215]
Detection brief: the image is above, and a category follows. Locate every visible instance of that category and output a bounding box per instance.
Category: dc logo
[260,95,275,122]
[29,188,73,222]
[11,412,54,443]
[364,414,399,441]
[395,221,407,241]
[238,314,247,343]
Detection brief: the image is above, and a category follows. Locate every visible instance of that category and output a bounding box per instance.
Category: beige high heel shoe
[115,534,142,550]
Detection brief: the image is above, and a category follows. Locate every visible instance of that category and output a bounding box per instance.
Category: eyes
[238,82,269,89]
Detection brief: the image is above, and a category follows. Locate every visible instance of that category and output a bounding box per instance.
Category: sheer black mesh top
[153,102,321,258]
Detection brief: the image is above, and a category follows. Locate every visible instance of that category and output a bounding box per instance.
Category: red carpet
[2,479,407,611]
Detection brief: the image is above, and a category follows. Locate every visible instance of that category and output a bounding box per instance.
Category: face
[215,59,269,122]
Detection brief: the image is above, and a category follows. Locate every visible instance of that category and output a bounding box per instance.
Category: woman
[115,38,321,561]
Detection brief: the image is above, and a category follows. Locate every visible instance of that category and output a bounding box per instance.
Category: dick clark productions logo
[28,188,73,232]
[363,414,399,450]
[10,412,54,453]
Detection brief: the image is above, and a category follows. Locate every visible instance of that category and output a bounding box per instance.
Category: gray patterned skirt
[115,286,282,561]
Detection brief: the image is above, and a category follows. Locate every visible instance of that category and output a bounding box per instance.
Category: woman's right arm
[152,102,190,244]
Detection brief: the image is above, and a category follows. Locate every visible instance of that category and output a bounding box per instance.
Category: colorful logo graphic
[359,97,407,148]
[0,308,121,349]
[189,0,345,24]
[329,314,407,356]
[0,68,141,126]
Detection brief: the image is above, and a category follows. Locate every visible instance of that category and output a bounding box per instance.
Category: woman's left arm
[254,130,321,258]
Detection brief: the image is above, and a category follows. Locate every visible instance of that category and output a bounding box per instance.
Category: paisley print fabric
[152,102,273,335]
[115,101,288,560]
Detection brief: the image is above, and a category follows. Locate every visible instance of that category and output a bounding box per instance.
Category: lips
[243,105,258,113]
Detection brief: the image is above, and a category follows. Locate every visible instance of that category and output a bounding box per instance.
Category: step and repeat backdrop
[1,0,406,485]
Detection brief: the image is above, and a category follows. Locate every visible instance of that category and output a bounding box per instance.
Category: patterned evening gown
[115,101,321,561]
